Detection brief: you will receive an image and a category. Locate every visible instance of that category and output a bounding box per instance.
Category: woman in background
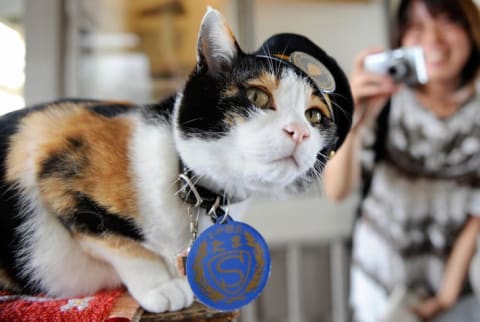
[323,0,480,321]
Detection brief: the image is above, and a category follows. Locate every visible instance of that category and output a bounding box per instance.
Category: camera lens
[388,61,409,80]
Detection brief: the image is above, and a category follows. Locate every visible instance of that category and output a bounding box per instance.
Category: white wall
[0,0,23,18]
[253,0,388,74]
[24,0,64,104]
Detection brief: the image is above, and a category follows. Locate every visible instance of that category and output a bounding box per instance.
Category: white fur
[129,116,190,264]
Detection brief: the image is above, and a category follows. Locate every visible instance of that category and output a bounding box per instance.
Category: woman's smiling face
[401,0,472,85]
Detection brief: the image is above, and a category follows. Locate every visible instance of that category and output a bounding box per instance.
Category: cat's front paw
[137,277,194,313]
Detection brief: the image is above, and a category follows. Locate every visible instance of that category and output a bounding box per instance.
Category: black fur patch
[59,193,144,241]
[39,137,89,180]
[141,95,177,125]
[87,102,135,118]
[177,55,282,139]
[148,95,176,120]
[177,72,226,139]
[83,96,176,124]
[0,185,33,293]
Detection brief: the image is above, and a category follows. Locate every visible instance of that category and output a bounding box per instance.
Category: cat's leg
[77,234,194,313]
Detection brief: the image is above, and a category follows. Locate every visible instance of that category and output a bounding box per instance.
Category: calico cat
[0,8,352,313]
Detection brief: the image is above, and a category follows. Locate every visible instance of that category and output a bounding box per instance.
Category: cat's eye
[246,87,271,109]
[305,107,324,127]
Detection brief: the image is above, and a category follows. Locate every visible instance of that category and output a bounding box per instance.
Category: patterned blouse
[353,83,480,295]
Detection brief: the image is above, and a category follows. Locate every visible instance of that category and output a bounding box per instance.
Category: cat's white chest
[129,119,191,258]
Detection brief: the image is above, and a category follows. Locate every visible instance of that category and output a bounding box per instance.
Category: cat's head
[173,8,353,200]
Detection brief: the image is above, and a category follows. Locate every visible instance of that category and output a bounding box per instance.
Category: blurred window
[0,0,25,114]
[69,0,238,103]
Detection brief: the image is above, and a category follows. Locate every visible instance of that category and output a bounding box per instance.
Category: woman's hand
[349,47,399,131]
[411,296,447,321]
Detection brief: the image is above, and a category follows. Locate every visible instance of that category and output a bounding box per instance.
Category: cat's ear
[197,7,240,74]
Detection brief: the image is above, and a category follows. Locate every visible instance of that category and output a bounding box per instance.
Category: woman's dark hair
[393,0,480,86]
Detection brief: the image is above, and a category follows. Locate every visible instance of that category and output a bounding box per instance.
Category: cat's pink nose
[284,123,310,143]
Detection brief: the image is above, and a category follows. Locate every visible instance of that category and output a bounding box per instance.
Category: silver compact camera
[364,46,428,85]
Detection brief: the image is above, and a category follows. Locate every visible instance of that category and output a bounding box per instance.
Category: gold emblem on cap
[289,51,336,93]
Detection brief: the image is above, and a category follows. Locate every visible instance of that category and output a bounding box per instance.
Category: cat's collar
[255,51,336,123]
[177,161,234,221]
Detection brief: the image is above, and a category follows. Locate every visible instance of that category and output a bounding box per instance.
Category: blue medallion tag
[186,216,271,311]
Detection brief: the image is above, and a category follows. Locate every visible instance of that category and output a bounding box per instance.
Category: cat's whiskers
[259,44,274,74]
[180,117,205,126]
[313,163,326,178]
[273,53,287,75]
[260,45,284,76]
[180,127,226,139]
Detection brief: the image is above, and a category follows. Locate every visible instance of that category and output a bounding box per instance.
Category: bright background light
[0,20,25,114]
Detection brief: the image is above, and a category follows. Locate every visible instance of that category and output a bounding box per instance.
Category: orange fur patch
[246,72,280,94]
[6,103,139,218]
[310,95,332,119]
[222,85,239,98]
